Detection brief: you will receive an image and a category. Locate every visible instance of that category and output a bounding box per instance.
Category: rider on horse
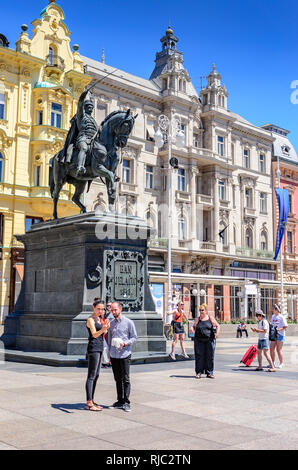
[59,84,98,177]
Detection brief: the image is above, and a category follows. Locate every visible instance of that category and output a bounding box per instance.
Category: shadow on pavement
[169,375,195,379]
[51,403,87,413]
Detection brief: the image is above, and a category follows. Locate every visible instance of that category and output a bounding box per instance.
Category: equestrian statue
[50,81,137,219]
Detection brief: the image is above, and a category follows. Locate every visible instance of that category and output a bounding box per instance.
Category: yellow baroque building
[0,0,92,320]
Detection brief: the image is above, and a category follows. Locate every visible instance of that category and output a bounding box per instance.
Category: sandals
[85,403,103,411]
[266,368,276,373]
[255,368,264,371]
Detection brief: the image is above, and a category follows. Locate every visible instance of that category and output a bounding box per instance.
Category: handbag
[209,316,218,340]
[269,323,278,341]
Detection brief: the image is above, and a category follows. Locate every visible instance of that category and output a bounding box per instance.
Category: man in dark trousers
[106,301,138,412]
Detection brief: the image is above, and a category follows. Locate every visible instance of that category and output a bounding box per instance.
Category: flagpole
[276,155,285,315]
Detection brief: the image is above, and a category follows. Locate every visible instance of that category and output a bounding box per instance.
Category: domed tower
[200,64,228,109]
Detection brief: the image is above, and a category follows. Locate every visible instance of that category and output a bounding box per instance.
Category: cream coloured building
[83,26,283,321]
[0,0,91,320]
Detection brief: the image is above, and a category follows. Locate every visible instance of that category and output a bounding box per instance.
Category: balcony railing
[236,247,274,259]
[46,54,65,71]
[201,241,216,251]
[148,238,168,249]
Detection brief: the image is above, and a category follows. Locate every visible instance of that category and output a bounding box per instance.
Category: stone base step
[0,348,194,367]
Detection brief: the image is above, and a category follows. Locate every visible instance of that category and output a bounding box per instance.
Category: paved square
[0,336,298,450]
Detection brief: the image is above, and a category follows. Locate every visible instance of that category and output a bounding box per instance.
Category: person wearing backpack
[251,310,275,372]
[189,303,220,379]
[270,304,288,369]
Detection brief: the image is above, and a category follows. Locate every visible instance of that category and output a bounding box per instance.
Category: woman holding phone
[85,298,110,411]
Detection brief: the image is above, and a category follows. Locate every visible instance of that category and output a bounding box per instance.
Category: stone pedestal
[2,212,166,359]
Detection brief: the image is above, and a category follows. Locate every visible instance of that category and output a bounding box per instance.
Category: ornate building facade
[262,124,298,319]
[0,0,91,320]
[83,26,286,321]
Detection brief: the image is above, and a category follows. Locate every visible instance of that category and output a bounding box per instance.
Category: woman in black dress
[85,298,110,411]
[190,303,220,379]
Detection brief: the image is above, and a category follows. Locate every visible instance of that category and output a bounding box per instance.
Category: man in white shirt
[270,304,288,369]
[251,310,275,372]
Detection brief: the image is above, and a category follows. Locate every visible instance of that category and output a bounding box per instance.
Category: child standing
[251,310,276,372]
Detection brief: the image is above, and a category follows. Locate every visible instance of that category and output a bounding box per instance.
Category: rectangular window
[25,216,43,232]
[287,232,293,253]
[289,194,293,214]
[51,103,62,128]
[0,213,4,246]
[178,218,186,240]
[232,185,236,208]
[96,103,106,124]
[122,159,131,183]
[163,175,167,191]
[0,93,6,120]
[217,136,224,156]
[0,152,4,182]
[244,149,250,169]
[245,188,252,208]
[260,192,267,213]
[259,154,265,173]
[37,110,43,125]
[218,180,226,200]
[145,165,154,189]
[193,133,199,148]
[34,166,41,187]
[178,168,185,191]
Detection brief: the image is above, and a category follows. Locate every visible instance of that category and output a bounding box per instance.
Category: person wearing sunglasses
[169,302,190,360]
[190,303,220,379]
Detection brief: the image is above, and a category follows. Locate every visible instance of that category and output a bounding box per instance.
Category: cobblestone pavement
[0,336,298,450]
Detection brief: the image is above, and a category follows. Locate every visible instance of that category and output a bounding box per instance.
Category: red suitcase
[240,344,258,366]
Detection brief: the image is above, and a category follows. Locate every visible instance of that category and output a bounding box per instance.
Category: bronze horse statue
[50,108,137,219]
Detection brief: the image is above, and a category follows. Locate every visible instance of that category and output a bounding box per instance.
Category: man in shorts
[270,304,288,369]
[251,310,275,372]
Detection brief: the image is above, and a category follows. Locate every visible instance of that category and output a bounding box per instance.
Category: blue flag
[274,188,289,260]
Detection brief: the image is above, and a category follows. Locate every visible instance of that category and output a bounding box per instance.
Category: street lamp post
[154,114,185,320]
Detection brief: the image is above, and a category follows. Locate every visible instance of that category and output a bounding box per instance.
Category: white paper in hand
[112,337,123,349]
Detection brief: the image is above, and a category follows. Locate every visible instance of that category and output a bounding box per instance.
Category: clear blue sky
[3,0,298,148]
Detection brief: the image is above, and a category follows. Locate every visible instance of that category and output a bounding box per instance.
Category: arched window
[48,46,55,65]
[245,228,253,249]
[260,231,268,251]
[0,152,4,182]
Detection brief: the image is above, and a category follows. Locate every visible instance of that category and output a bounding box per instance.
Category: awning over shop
[149,271,298,290]
[15,264,24,280]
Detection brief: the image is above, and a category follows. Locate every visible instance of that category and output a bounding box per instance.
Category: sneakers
[110,401,123,409]
[277,363,284,369]
[169,353,176,361]
[182,353,190,359]
[123,403,131,412]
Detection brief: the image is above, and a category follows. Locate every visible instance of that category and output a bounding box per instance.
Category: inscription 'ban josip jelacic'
[114,261,137,300]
